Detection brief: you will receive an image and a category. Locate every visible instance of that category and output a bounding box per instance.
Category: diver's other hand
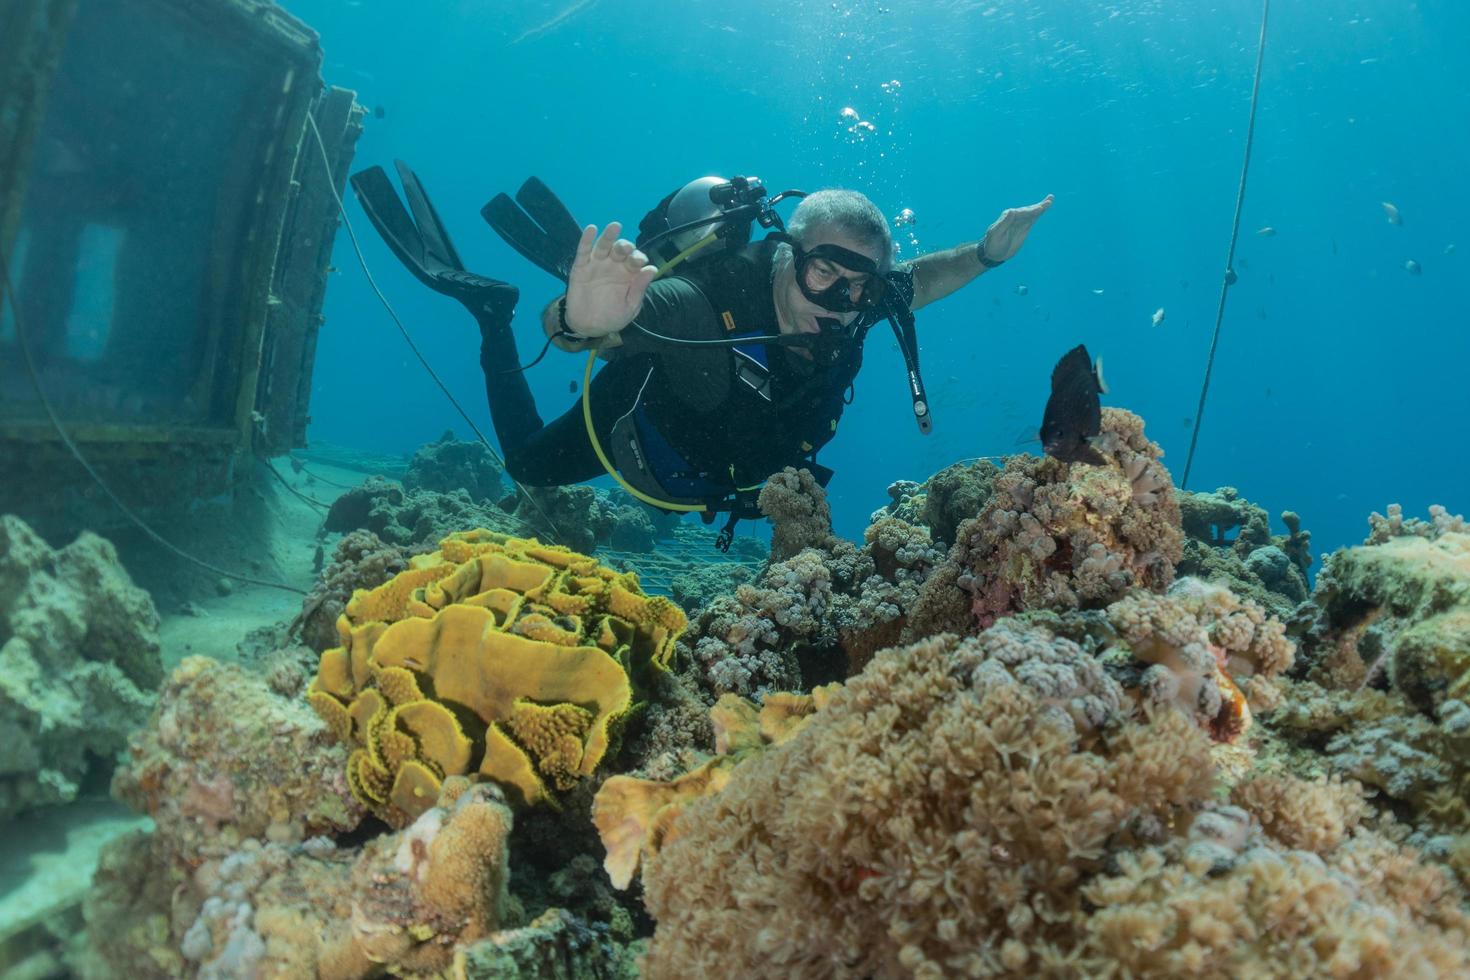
[979,194,1054,264]
[564,222,657,336]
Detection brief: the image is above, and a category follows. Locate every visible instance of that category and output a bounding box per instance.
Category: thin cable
[303,112,565,542]
[264,458,332,510]
[1181,0,1271,490]
[287,457,358,490]
[0,242,309,595]
[497,331,557,373]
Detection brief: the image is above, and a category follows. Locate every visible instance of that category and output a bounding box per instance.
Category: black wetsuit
[478,241,913,504]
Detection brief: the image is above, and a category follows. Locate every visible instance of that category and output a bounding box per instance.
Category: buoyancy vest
[606,240,862,514]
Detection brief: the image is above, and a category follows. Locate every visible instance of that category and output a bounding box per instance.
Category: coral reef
[638,627,1470,979]
[680,475,941,699]
[0,514,162,819]
[404,430,505,504]
[324,475,521,550]
[1260,508,1470,861]
[758,467,840,561]
[592,686,838,889]
[112,656,363,868]
[1176,487,1312,618]
[327,466,669,557]
[84,778,512,979]
[510,484,670,555]
[293,529,409,652]
[907,408,1184,634]
[670,562,756,617]
[308,530,687,823]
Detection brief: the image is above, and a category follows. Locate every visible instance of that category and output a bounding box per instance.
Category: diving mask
[774,234,890,314]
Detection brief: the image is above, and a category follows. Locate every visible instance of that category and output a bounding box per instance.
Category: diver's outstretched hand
[563,222,658,337]
[980,194,1055,263]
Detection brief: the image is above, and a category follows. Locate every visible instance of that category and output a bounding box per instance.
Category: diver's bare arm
[909,194,1055,310]
[906,243,989,310]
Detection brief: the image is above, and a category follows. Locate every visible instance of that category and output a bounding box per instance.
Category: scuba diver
[350,163,1051,548]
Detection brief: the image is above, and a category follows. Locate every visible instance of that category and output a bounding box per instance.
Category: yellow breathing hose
[578,231,721,512]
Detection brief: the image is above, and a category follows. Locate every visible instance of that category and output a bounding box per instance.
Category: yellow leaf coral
[308,530,687,826]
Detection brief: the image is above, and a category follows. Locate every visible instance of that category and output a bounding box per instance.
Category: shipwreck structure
[0,0,360,536]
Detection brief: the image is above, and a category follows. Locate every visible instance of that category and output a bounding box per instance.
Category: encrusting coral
[1263,506,1470,866]
[0,513,163,819]
[112,656,364,869]
[638,625,1470,979]
[308,530,687,823]
[87,777,513,979]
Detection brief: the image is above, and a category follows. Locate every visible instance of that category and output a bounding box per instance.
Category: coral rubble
[0,514,162,819]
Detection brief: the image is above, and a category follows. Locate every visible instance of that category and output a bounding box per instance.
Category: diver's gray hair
[783,189,894,272]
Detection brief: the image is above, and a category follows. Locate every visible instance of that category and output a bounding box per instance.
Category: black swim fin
[481,177,582,283]
[350,160,518,317]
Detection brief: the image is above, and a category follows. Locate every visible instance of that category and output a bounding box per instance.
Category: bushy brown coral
[758,466,840,561]
[1106,579,1294,742]
[680,504,941,700]
[920,408,1184,631]
[640,628,1216,978]
[639,622,1470,979]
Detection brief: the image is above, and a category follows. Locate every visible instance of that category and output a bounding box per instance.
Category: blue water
[297,0,1470,559]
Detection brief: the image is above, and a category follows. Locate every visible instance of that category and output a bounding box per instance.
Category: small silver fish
[1256,226,1276,237]
[1445,244,1457,255]
[1015,284,1029,296]
[1151,307,1165,327]
[1381,201,1402,225]
[1404,259,1421,275]
[1091,288,1105,295]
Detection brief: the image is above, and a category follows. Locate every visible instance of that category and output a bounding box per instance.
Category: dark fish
[374,105,386,119]
[569,379,579,393]
[1041,344,1108,466]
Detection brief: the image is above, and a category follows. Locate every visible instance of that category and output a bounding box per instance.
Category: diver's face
[777,227,884,336]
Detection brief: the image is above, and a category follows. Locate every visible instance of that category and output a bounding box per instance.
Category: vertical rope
[1180,0,1272,491]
